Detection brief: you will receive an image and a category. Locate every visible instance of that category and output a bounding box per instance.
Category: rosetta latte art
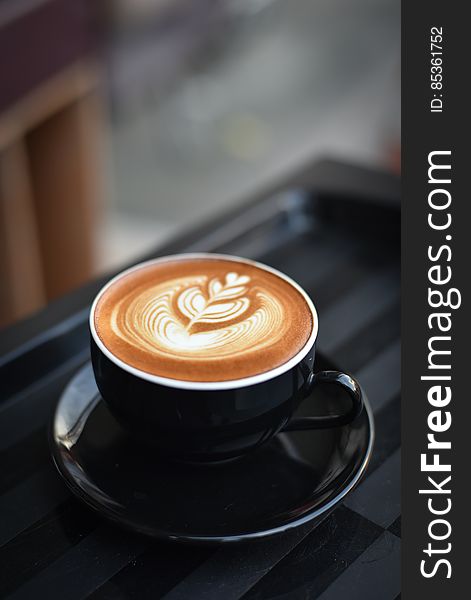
[110,272,285,358]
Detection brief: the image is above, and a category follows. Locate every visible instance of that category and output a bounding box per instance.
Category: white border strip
[89,253,319,391]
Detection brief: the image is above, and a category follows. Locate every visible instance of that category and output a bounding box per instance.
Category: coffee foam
[93,257,314,382]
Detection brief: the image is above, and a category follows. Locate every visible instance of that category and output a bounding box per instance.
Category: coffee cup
[90,253,363,462]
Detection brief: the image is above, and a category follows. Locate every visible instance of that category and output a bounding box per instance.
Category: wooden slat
[0,139,46,327]
[0,62,98,150]
[26,90,103,300]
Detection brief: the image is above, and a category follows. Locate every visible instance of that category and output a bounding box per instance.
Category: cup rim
[89,252,319,390]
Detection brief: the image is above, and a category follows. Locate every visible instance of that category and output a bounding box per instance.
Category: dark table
[0,160,400,599]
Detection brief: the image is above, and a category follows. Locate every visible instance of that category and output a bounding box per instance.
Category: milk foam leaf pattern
[97,258,314,378]
[108,272,284,357]
[178,272,251,330]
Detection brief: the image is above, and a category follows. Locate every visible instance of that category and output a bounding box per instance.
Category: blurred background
[0,0,400,330]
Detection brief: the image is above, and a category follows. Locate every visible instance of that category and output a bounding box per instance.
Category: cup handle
[282,370,364,432]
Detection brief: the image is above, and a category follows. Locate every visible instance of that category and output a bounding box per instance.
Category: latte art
[111,272,284,359]
[94,257,314,382]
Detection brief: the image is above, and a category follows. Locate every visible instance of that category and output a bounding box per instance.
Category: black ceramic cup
[90,254,364,463]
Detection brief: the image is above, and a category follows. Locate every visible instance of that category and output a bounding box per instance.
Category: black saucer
[51,364,374,544]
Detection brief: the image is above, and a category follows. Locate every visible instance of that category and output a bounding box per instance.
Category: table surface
[0,160,400,600]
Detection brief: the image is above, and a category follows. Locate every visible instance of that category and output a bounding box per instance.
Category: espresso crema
[93,256,314,382]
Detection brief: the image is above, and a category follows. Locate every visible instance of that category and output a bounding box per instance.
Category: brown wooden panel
[0,139,46,327]
[0,62,98,150]
[26,91,103,300]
